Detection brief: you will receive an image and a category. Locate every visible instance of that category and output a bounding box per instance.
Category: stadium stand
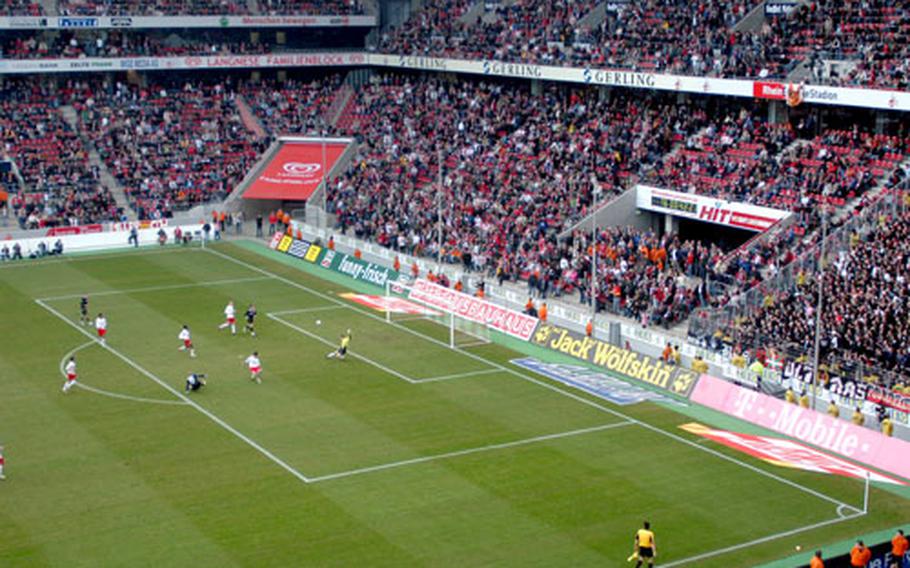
[642,112,908,307]
[58,0,247,16]
[0,80,121,228]
[73,80,268,220]
[376,0,476,57]
[588,0,767,75]
[0,1,44,16]
[325,74,727,323]
[557,226,722,326]
[767,0,910,90]
[58,0,363,15]
[0,32,272,59]
[731,209,910,377]
[378,0,910,88]
[259,0,364,15]
[240,75,344,136]
[378,0,766,72]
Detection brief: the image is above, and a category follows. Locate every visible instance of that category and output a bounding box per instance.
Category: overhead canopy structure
[243,141,349,201]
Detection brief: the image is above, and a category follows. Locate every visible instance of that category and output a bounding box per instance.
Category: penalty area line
[58,341,187,406]
[307,421,633,483]
[37,298,314,485]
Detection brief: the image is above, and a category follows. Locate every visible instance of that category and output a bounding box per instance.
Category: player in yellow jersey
[629,521,656,567]
[327,329,352,360]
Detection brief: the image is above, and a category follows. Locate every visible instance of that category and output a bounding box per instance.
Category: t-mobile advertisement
[690,374,910,482]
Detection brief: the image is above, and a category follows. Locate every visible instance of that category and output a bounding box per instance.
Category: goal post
[384,280,491,349]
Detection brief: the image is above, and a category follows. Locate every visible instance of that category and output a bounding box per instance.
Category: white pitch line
[267,313,418,384]
[37,298,314,484]
[59,341,188,406]
[837,503,862,518]
[74,382,190,406]
[268,305,346,316]
[307,421,633,483]
[0,246,201,269]
[39,276,272,302]
[414,368,502,383]
[208,247,858,512]
[659,511,866,567]
[58,340,188,406]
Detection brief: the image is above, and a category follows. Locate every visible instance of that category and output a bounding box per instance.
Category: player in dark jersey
[79,296,89,325]
[244,304,257,337]
[185,373,207,393]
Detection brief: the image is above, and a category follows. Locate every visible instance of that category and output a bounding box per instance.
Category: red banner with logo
[243,142,348,201]
[753,81,786,100]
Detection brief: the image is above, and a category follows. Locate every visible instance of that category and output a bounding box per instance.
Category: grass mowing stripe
[58,340,188,406]
[307,421,634,483]
[38,276,272,301]
[35,297,316,485]
[209,246,857,510]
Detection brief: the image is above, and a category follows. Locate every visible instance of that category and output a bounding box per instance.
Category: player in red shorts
[245,351,262,384]
[177,325,196,358]
[218,300,236,335]
[95,313,108,344]
[0,445,5,480]
[62,356,78,393]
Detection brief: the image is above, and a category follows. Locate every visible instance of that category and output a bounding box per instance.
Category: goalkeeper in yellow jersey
[628,521,656,566]
[327,329,352,360]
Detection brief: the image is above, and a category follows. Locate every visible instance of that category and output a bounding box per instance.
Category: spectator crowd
[58,0,361,16]
[0,31,272,61]
[378,0,910,89]
[0,79,121,229]
[732,210,910,377]
[321,75,728,324]
[73,79,268,219]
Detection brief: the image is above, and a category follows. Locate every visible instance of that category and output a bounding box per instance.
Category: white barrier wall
[1,224,205,257]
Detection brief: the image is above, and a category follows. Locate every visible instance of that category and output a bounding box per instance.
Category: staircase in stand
[59,105,133,220]
[236,95,269,139]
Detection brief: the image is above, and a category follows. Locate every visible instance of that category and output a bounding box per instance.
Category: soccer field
[0,241,907,567]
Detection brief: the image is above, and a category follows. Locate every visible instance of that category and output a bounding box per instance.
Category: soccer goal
[384,281,491,349]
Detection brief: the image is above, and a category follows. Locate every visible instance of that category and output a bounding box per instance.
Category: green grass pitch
[0,241,907,567]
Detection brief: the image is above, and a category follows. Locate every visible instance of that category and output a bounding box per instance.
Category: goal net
[384,281,491,349]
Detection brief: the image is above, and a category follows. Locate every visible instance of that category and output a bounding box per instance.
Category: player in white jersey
[95,313,108,344]
[245,351,262,384]
[62,356,78,393]
[178,325,196,357]
[218,301,237,335]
